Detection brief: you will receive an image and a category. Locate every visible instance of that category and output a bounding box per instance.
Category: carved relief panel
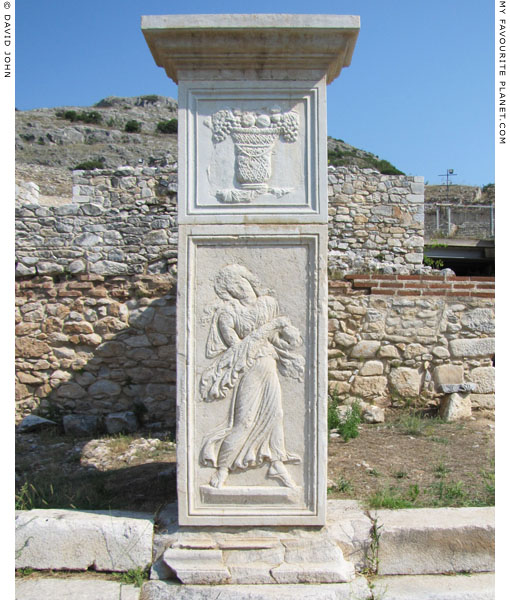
[177,81,328,223]
[177,225,328,525]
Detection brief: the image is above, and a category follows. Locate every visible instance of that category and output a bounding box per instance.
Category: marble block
[176,224,328,525]
[177,80,327,224]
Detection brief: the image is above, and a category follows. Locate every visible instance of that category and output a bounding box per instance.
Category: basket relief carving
[207,107,299,203]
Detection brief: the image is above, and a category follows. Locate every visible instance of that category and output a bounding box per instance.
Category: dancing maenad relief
[199,264,305,489]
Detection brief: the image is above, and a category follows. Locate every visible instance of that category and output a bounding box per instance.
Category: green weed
[16,568,34,577]
[114,567,149,588]
[327,387,342,432]
[328,475,352,494]
[368,484,421,509]
[395,411,426,436]
[337,401,362,442]
[433,462,451,478]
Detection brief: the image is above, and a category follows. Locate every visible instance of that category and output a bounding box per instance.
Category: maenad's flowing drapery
[199,295,304,473]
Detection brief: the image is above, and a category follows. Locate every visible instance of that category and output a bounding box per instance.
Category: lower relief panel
[177,225,327,525]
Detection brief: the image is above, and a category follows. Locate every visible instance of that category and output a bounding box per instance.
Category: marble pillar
[142,14,360,527]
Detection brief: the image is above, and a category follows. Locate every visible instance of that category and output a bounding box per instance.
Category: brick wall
[337,274,495,298]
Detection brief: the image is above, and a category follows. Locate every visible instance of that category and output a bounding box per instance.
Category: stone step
[371,573,495,600]
[139,577,372,599]
[15,509,154,572]
[370,507,494,576]
[15,578,140,600]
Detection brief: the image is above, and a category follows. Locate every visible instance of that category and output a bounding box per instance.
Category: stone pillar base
[151,500,373,585]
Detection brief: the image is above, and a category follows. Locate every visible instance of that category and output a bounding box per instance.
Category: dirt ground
[327,408,494,508]
[15,409,494,514]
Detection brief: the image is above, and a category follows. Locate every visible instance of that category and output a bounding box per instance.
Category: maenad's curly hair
[214,264,268,300]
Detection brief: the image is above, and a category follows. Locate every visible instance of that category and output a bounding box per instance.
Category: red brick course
[332,274,495,298]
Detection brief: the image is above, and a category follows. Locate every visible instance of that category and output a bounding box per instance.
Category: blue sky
[15,0,495,186]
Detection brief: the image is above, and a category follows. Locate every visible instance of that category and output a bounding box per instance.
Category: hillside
[15,95,178,198]
[15,95,405,199]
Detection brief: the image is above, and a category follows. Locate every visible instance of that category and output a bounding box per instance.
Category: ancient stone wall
[327,167,424,275]
[15,272,495,424]
[16,165,423,278]
[15,165,495,424]
[15,274,177,427]
[15,165,178,278]
[328,275,495,411]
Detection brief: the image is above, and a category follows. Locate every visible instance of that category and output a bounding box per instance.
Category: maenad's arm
[217,311,241,347]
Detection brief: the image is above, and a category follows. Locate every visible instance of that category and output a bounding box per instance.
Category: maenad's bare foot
[268,460,296,488]
[210,467,228,488]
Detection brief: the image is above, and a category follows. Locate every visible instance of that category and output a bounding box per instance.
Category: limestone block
[388,367,421,397]
[469,367,495,394]
[105,411,138,434]
[433,364,464,386]
[16,338,50,359]
[224,546,284,584]
[438,383,476,394]
[63,414,101,436]
[316,503,371,570]
[350,341,381,358]
[140,578,372,600]
[359,360,383,376]
[371,573,495,600]
[439,393,472,421]
[270,561,354,584]
[334,332,356,348]
[371,507,494,576]
[329,380,351,394]
[362,405,385,423]
[57,383,87,399]
[378,345,400,359]
[15,579,140,600]
[17,415,58,433]
[432,345,450,358]
[449,338,495,359]
[88,379,122,397]
[471,393,495,410]
[15,509,153,571]
[461,308,495,334]
[403,343,426,359]
[163,548,231,584]
[351,376,387,397]
[271,537,355,583]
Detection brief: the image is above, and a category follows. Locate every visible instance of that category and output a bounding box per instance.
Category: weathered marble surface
[370,507,495,576]
[176,225,328,525]
[15,509,153,571]
[151,500,371,584]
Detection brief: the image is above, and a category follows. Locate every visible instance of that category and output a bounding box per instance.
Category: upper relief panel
[178,81,328,223]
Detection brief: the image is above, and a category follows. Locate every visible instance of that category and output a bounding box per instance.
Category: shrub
[327,387,342,432]
[338,401,362,442]
[140,94,159,103]
[57,110,102,124]
[73,158,105,171]
[125,119,142,133]
[156,119,178,134]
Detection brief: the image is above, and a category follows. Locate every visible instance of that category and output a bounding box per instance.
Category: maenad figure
[199,264,305,489]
